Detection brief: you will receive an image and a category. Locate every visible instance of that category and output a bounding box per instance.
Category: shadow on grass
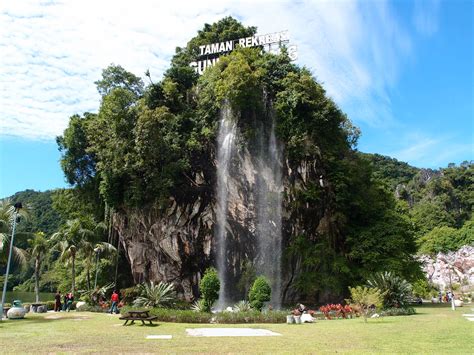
[2,315,92,326]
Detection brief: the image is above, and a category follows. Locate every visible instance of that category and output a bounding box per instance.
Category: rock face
[419,246,474,290]
[113,108,335,304]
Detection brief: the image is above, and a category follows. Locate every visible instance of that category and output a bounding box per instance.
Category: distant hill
[6,189,65,236]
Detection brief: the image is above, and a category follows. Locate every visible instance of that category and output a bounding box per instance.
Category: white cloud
[388,132,473,168]
[0,0,419,140]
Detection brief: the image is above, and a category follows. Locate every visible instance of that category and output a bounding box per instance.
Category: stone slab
[466,318,474,322]
[186,328,281,337]
[462,314,474,317]
[146,335,172,339]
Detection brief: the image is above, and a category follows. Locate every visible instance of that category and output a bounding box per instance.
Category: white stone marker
[146,335,173,339]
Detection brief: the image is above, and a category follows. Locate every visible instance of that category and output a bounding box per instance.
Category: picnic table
[119,310,158,326]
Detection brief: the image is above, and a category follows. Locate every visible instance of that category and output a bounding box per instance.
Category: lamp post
[1,202,22,320]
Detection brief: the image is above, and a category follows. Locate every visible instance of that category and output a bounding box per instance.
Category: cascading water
[215,102,236,309]
[255,118,283,309]
[215,99,283,309]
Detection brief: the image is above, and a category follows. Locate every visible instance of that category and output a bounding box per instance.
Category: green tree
[199,268,220,312]
[248,276,271,311]
[51,218,113,292]
[0,199,30,269]
[27,232,49,302]
[348,286,384,322]
[94,64,144,97]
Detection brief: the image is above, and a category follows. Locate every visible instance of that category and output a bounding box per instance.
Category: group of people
[53,289,120,314]
[438,290,455,303]
[54,291,74,312]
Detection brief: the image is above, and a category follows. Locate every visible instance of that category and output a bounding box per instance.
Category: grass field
[0,305,472,353]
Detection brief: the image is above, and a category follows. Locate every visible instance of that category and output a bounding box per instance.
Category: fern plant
[133,281,176,308]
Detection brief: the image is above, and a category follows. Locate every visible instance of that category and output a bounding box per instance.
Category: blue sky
[0,0,473,198]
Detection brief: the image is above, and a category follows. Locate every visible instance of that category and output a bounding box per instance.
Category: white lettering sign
[190,30,297,75]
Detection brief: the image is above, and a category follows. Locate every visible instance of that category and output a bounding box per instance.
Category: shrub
[214,310,286,323]
[348,286,384,322]
[191,299,207,313]
[76,304,109,313]
[367,272,412,308]
[380,307,416,316]
[121,286,139,304]
[233,300,252,312]
[133,281,176,308]
[200,268,220,312]
[412,279,437,299]
[248,276,271,311]
[319,304,353,319]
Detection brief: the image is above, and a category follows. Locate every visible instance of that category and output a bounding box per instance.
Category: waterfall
[256,118,283,309]
[215,102,236,309]
[215,99,282,309]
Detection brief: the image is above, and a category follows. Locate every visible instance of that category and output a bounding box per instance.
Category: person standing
[66,292,74,312]
[63,293,68,311]
[109,290,119,314]
[54,291,62,312]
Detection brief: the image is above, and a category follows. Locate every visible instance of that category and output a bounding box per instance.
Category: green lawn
[0,305,472,353]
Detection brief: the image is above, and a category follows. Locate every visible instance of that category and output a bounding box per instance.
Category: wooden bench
[119,310,158,326]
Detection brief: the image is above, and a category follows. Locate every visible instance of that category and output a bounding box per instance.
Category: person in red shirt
[109,290,120,314]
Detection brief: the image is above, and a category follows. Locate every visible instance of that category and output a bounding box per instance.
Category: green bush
[191,299,207,313]
[380,307,416,316]
[349,286,384,322]
[248,276,271,311]
[215,310,286,324]
[121,306,286,323]
[412,279,437,299]
[233,300,252,312]
[76,304,109,313]
[200,268,220,312]
[121,286,139,304]
[133,282,176,308]
[367,272,413,308]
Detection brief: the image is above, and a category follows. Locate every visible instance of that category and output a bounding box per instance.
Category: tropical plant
[199,267,220,312]
[80,282,115,304]
[51,218,116,292]
[248,276,271,311]
[191,299,207,313]
[51,219,82,292]
[0,199,30,268]
[27,231,49,302]
[348,286,384,322]
[367,271,413,308]
[133,281,176,308]
[233,300,252,312]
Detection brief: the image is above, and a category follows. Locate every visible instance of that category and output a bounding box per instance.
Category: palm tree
[79,222,115,290]
[51,219,83,293]
[51,218,116,292]
[0,199,30,268]
[92,242,116,290]
[28,232,49,303]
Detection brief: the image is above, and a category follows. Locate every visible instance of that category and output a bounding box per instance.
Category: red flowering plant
[319,304,352,319]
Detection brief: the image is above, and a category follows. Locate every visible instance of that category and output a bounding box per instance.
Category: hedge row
[121,306,287,323]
